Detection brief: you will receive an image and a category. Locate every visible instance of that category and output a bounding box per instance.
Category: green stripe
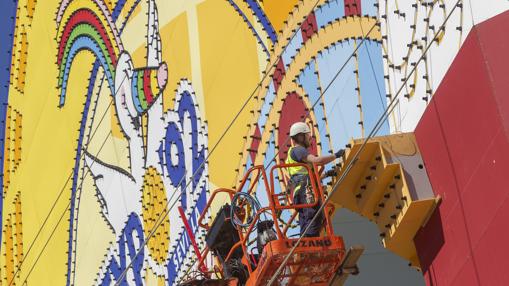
[59,23,114,85]
[137,71,148,110]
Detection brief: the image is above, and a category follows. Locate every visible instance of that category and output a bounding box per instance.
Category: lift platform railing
[269,163,336,237]
[196,163,339,279]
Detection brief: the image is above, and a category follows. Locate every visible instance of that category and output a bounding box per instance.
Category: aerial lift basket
[183,164,362,286]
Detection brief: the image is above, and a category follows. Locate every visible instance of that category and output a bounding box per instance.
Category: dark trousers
[290,175,324,237]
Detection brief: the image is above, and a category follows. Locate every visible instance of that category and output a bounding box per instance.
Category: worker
[286,122,344,237]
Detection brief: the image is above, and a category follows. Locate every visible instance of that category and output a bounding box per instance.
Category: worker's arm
[304,149,345,165]
[305,154,336,165]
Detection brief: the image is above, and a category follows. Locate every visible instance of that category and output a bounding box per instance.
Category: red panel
[475,11,509,141]
[432,31,503,191]
[431,204,473,285]
[344,0,361,16]
[301,12,318,42]
[417,204,474,285]
[415,101,459,219]
[414,208,445,272]
[415,11,509,286]
[450,259,479,286]
[460,128,509,245]
[272,58,285,91]
[277,92,317,163]
[422,271,433,286]
[249,126,261,162]
[473,196,509,285]
[143,69,154,105]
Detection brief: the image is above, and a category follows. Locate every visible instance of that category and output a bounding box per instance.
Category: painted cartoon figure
[56,0,209,284]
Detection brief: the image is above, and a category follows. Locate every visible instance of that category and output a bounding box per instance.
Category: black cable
[69,70,107,286]
[7,73,124,286]
[231,192,261,229]
[357,24,386,108]
[177,18,380,284]
[264,22,379,169]
[113,0,331,283]
[20,131,113,285]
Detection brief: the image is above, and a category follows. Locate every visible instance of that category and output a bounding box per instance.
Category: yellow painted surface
[384,198,436,267]
[13,112,22,167]
[4,106,12,190]
[27,0,37,19]
[197,0,260,188]
[131,41,147,69]
[142,167,170,264]
[1,0,267,283]
[259,0,299,33]
[121,0,141,25]
[160,12,191,111]
[16,28,28,92]
[1,1,96,282]
[14,194,24,265]
[111,101,125,138]
[2,193,24,285]
[4,216,14,284]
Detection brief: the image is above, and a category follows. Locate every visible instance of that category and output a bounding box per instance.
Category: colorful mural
[1,0,508,285]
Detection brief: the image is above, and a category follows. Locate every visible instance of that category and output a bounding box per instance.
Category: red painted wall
[414,11,509,286]
[344,0,361,16]
[301,12,317,42]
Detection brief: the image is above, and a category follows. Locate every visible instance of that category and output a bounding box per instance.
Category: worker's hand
[334,149,345,159]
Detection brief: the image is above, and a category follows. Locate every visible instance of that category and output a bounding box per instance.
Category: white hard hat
[290,122,311,137]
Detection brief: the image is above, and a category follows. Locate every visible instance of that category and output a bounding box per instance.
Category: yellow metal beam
[329,133,437,269]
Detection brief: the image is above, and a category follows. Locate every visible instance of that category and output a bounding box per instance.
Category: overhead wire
[167,1,461,283]
[382,0,404,132]
[264,22,379,170]
[325,71,354,140]
[267,1,462,284]
[7,72,126,286]
[357,24,386,109]
[70,71,113,285]
[356,20,408,205]
[18,0,185,280]
[177,18,380,284]
[20,131,113,285]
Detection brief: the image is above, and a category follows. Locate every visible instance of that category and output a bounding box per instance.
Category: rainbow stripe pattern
[56,0,122,107]
[131,67,162,113]
[56,0,166,114]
